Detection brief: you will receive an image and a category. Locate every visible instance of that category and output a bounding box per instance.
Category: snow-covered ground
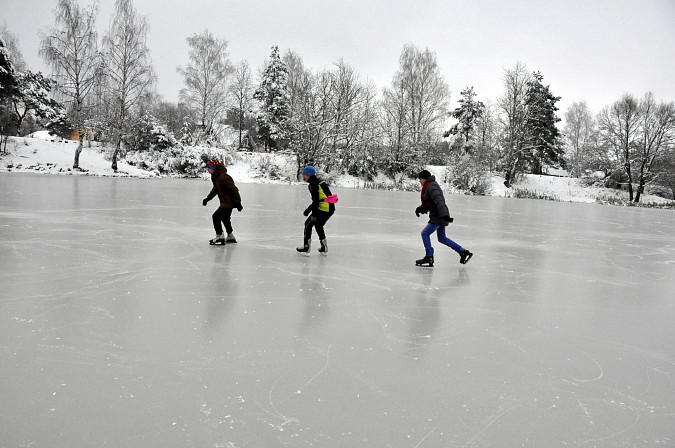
[1,174,673,447]
[0,134,672,207]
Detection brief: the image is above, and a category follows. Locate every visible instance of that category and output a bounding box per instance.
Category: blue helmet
[303,165,316,176]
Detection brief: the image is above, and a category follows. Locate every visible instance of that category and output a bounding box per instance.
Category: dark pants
[303,210,333,242]
[212,207,233,235]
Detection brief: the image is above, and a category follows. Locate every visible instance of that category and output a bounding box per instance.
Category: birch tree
[634,93,675,202]
[177,30,232,143]
[498,62,530,186]
[39,0,99,169]
[597,94,640,200]
[381,44,449,176]
[228,60,254,148]
[102,0,155,170]
[563,101,596,177]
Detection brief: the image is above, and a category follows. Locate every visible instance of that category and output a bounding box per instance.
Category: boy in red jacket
[415,170,473,266]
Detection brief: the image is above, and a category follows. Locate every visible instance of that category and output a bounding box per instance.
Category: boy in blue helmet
[297,165,335,254]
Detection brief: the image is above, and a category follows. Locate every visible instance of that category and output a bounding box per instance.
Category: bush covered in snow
[126,145,237,176]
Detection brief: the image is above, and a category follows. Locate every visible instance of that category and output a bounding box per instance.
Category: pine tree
[11,70,64,135]
[253,46,290,151]
[0,36,19,101]
[524,72,562,174]
[447,86,485,145]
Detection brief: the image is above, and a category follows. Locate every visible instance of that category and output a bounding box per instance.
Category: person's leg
[297,215,314,252]
[304,216,315,242]
[221,208,233,235]
[436,226,464,254]
[421,223,439,257]
[314,211,330,240]
[212,209,224,235]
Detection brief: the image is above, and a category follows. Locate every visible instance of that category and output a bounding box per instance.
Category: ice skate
[226,232,237,244]
[318,238,328,254]
[296,240,311,253]
[460,250,473,265]
[209,234,225,245]
[415,255,434,267]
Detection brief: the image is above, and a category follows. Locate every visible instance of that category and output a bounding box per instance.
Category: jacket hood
[211,163,227,178]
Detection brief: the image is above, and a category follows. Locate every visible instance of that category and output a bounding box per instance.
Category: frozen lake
[1,173,674,447]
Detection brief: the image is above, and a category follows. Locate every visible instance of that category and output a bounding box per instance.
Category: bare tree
[177,30,232,143]
[475,99,501,172]
[102,0,155,170]
[634,93,675,202]
[381,44,449,177]
[563,101,596,177]
[498,62,531,187]
[39,0,99,169]
[228,60,253,148]
[597,93,640,200]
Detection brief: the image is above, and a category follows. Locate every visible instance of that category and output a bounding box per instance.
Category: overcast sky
[2,0,674,116]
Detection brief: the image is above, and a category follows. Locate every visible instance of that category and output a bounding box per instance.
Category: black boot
[460,250,473,265]
[415,255,434,267]
[296,240,311,253]
[318,238,327,254]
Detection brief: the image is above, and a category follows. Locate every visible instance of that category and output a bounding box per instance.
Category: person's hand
[303,208,311,216]
[442,215,454,223]
[415,206,422,217]
[202,198,208,206]
[236,203,243,212]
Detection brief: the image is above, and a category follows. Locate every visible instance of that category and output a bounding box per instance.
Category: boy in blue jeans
[414,170,473,267]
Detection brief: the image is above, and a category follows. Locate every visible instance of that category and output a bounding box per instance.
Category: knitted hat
[206,159,219,170]
[303,165,316,176]
[418,169,431,180]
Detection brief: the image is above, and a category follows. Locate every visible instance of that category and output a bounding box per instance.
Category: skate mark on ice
[485,328,528,355]
[413,424,439,448]
[581,406,640,446]
[287,344,332,400]
[462,405,519,448]
[264,378,300,431]
[572,351,604,383]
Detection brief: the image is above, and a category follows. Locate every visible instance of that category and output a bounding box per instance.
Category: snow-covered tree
[563,101,597,177]
[0,36,19,101]
[523,71,562,174]
[597,94,641,200]
[634,93,675,202]
[39,0,99,169]
[498,62,531,186]
[381,44,449,176]
[177,30,232,143]
[102,0,156,170]
[229,60,254,148]
[447,86,485,144]
[11,70,65,135]
[254,45,290,151]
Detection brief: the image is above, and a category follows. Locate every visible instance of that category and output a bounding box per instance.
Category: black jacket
[304,175,335,216]
[422,176,450,226]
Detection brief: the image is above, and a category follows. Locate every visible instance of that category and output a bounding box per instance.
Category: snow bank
[1,135,672,207]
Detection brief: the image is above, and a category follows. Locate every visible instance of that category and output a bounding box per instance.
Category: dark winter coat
[419,175,450,226]
[206,164,241,209]
[304,175,335,216]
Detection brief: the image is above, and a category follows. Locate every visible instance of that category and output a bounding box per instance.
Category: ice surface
[1,173,674,447]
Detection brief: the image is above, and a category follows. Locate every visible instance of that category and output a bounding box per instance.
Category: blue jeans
[421,223,464,257]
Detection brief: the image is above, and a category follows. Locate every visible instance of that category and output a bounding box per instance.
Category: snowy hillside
[0,134,672,207]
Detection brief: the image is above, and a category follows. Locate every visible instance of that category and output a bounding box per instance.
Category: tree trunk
[73,134,84,169]
[111,138,121,171]
[624,161,633,201]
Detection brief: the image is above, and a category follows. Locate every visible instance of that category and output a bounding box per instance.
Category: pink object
[323,194,339,204]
